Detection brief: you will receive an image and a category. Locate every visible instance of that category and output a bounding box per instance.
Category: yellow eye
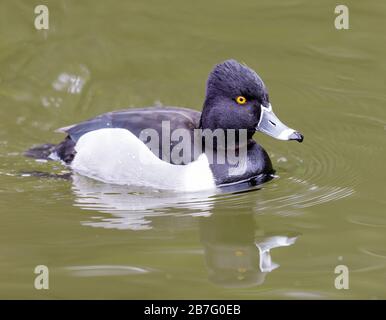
[236,96,247,105]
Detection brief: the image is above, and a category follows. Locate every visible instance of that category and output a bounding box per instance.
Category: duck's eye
[236,96,247,105]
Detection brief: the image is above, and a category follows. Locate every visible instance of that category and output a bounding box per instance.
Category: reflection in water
[72,174,216,230]
[72,174,298,287]
[67,265,152,277]
[200,212,297,287]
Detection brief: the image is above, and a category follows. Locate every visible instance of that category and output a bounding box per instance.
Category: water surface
[0,0,386,299]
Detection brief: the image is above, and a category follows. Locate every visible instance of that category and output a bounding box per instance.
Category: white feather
[71,128,216,192]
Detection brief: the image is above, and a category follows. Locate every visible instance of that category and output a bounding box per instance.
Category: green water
[1,0,386,299]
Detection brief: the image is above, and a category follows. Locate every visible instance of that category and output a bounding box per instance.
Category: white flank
[71,128,216,192]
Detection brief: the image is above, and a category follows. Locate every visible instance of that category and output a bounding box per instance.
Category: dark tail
[25,137,76,163]
[24,143,57,160]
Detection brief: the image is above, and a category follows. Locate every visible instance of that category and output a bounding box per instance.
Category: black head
[200,59,268,136]
[200,59,303,142]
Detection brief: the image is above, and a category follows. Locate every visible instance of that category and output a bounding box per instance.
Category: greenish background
[0,0,385,299]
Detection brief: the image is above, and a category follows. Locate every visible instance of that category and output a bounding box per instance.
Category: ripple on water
[66,265,153,277]
[360,246,386,258]
[255,119,357,215]
[347,215,386,228]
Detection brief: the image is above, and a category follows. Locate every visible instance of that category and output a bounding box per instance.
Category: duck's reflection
[72,173,298,287]
[200,213,297,287]
[72,174,216,230]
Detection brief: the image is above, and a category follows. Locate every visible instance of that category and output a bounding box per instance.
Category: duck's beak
[256,104,303,142]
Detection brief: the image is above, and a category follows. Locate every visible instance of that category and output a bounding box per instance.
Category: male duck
[26,59,303,192]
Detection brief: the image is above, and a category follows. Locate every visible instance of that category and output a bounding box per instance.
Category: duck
[26,59,303,192]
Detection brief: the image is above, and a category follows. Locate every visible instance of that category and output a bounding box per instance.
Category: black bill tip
[289,132,304,143]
